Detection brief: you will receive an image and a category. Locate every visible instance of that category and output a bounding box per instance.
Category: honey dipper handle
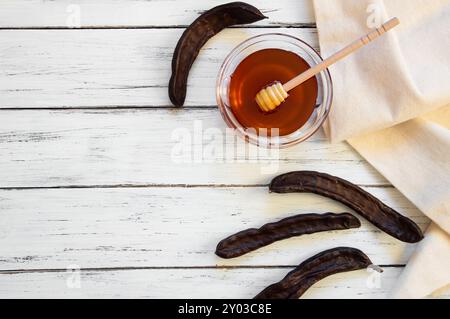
[283,17,400,92]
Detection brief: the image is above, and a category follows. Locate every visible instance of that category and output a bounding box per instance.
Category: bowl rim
[216,32,333,148]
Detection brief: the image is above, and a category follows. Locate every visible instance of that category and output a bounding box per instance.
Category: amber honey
[229,48,318,136]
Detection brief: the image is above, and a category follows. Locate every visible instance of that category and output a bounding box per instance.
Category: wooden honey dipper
[255,17,400,112]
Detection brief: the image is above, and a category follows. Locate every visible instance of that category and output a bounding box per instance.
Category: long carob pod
[269,171,423,243]
[254,247,373,299]
[216,213,360,258]
[169,2,267,106]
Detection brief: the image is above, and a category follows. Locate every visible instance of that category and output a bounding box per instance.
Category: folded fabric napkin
[313,0,450,298]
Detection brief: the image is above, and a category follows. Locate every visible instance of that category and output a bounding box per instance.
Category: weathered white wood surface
[0,0,315,28]
[0,0,439,299]
[0,110,388,187]
[0,268,402,299]
[0,187,427,270]
[0,28,317,108]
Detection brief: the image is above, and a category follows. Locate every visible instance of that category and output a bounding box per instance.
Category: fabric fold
[390,223,450,298]
[314,0,450,142]
[313,0,450,298]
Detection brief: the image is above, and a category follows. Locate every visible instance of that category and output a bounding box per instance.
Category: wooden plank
[0,267,413,299]
[0,0,315,28]
[0,28,318,108]
[0,109,388,187]
[0,187,428,270]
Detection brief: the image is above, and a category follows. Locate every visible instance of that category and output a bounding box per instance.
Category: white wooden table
[0,0,431,298]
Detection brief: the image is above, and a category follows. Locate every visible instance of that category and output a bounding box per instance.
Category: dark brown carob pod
[169,2,267,106]
[254,247,373,299]
[269,171,423,243]
[216,213,360,258]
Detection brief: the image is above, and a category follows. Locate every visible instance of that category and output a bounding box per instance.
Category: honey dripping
[229,48,318,136]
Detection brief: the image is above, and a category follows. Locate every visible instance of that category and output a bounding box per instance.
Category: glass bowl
[216,33,333,148]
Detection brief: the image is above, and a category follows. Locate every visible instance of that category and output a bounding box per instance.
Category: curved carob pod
[169,2,267,106]
[269,171,423,243]
[216,213,360,258]
[254,247,373,299]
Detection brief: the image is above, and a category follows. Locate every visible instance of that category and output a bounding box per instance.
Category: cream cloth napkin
[313,0,450,298]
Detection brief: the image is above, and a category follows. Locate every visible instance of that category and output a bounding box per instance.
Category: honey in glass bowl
[216,33,333,148]
[228,48,318,136]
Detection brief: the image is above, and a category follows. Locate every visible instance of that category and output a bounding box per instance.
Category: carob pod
[169,2,267,106]
[216,213,360,258]
[254,247,373,299]
[269,171,423,243]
